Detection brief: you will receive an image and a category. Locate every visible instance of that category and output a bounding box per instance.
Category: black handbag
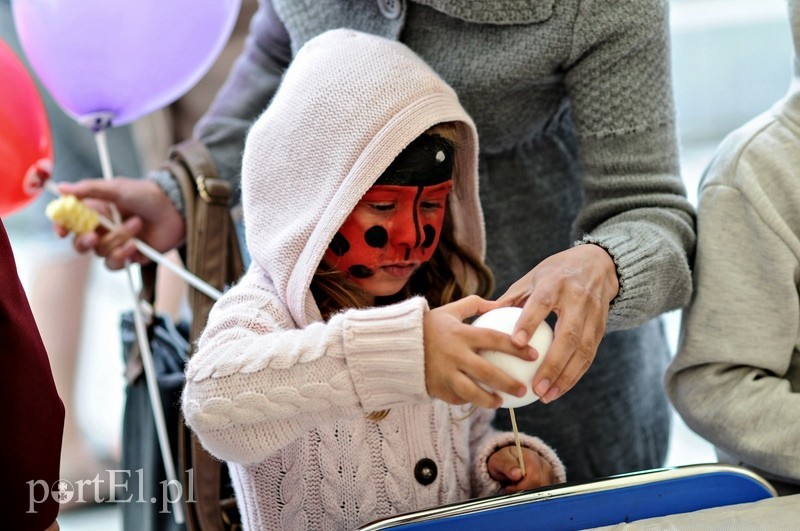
[119,139,244,531]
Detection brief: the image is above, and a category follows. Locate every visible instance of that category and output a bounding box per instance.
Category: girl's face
[323,180,453,300]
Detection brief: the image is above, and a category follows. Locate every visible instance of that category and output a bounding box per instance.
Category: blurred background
[3,0,795,528]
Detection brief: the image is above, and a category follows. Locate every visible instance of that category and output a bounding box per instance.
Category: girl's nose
[389,208,422,250]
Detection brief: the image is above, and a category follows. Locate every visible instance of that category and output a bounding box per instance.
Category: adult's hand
[498,244,619,404]
[55,178,185,270]
[423,295,537,409]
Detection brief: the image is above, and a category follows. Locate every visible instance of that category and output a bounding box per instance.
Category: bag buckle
[196,174,230,205]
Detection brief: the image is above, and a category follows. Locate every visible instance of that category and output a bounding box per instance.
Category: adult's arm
[506,0,696,402]
[566,0,695,329]
[154,0,292,211]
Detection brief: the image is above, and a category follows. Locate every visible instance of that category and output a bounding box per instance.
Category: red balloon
[0,38,52,216]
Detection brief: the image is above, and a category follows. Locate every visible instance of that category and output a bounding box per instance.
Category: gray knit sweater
[169,0,696,479]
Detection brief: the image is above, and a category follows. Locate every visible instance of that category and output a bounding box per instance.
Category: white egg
[472,307,553,408]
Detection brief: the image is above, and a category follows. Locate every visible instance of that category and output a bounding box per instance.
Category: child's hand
[487,446,559,492]
[422,295,538,408]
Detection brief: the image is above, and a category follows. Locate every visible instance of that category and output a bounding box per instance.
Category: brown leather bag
[162,139,244,531]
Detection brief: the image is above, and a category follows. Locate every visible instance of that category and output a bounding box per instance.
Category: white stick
[95,130,186,524]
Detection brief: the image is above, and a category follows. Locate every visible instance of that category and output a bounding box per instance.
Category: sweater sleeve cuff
[577,230,680,330]
[475,431,567,494]
[342,297,431,411]
[148,168,186,218]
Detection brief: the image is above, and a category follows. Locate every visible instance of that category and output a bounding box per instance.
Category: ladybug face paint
[324,180,453,298]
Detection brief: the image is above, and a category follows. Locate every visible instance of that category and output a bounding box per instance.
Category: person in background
[182,30,565,529]
[1,217,65,531]
[59,0,696,479]
[665,0,800,497]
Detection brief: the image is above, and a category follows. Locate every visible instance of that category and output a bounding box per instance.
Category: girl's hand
[487,445,559,492]
[422,295,537,409]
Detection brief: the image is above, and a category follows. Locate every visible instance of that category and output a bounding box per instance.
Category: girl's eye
[420,201,444,211]
[369,203,395,212]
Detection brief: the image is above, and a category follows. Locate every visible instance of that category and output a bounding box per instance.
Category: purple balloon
[11,0,241,129]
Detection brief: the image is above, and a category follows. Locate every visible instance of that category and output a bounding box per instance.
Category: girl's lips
[381,263,418,278]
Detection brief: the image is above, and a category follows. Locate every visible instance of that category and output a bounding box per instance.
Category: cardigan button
[414,458,438,486]
[377,0,402,20]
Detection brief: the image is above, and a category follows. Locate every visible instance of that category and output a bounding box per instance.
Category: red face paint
[324,180,453,298]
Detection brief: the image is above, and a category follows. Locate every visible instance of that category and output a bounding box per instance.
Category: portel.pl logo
[27,469,195,514]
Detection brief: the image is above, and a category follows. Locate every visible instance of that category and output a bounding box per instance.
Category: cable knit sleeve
[566,0,696,330]
[182,273,431,464]
[468,408,566,497]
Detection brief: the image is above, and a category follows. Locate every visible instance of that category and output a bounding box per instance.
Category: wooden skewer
[509,407,526,477]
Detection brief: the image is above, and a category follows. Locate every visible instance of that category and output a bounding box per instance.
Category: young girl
[182,29,565,529]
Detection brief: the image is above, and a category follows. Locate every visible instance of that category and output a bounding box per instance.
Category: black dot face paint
[364,226,389,248]
[411,186,424,249]
[422,224,436,248]
[329,232,350,257]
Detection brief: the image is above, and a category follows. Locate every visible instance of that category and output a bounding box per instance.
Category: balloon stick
[94,129,186,524]
[509,407,526,478]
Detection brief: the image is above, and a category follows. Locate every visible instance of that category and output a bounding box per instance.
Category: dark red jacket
[1,218,64,530]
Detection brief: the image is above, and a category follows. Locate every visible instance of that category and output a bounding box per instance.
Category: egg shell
[472,307,553,408]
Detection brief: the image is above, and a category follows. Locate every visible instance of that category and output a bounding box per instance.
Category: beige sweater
[666,0,800,494]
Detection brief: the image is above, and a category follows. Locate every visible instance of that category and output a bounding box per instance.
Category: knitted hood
[241,29,483,327]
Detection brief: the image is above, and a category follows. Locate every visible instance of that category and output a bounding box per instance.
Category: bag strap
[164,140,245,344]
[160,139,244,531]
